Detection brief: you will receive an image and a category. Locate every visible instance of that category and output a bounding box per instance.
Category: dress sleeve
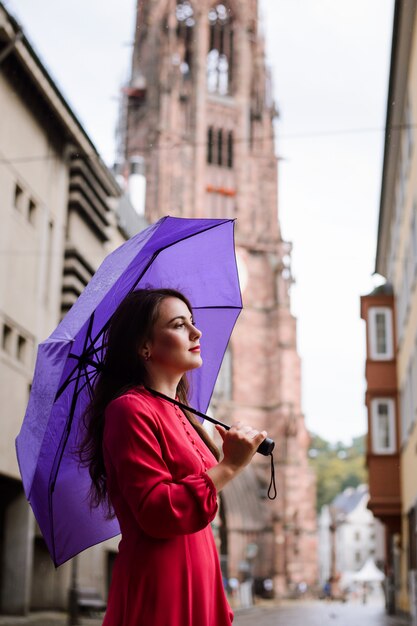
[103,394,218,539]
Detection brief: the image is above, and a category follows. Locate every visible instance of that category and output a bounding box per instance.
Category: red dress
[102,387,234,626]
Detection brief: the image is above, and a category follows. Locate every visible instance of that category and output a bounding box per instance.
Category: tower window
[176,1,195,74]
[227,131,233,168]
[217,129,223,165]
[207,3,234,96]
[207,127,214,164]
[207,127,234,168]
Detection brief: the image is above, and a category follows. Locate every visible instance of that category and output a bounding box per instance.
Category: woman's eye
[175,323,185,328]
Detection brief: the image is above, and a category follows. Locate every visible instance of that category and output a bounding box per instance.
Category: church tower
[120,0,317,593]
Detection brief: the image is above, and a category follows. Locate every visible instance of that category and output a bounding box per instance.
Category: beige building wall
[0,73,68,479]
[0,3,136,615]
[375,0,417,614]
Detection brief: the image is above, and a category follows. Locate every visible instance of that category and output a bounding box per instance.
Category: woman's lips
[189,346,201,352]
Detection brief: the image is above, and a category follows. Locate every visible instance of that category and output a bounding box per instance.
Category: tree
[308,433,367,511]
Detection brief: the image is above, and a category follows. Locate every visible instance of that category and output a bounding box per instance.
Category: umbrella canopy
[16,216,242,566]
[352,558,385,583]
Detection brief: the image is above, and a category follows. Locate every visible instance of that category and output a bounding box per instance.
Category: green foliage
[308,433,368,512]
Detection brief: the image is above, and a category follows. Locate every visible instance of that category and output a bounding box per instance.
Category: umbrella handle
[145,387,275,457]
[206,419,274,457]
[256,437,275,456]
[218,424,275,456]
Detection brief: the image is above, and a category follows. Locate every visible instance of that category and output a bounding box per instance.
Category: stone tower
[120,0,317,593]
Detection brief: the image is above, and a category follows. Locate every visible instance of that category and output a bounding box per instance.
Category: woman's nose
[191,324,202,339]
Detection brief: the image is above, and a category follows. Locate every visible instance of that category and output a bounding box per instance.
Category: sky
[5,0,395,443]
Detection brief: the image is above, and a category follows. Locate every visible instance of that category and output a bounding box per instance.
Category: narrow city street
[0,600,411,626]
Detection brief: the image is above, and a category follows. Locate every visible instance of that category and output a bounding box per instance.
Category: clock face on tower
[236,248,248,295]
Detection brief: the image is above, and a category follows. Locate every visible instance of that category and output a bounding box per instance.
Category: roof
[332,485,368,515]
[368,282,394,296]
[364,282,394,298]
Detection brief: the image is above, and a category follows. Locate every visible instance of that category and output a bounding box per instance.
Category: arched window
[176,1,195,74]
[207,4,234,95]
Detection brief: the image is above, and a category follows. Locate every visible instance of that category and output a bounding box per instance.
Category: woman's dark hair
[79,288,220,517]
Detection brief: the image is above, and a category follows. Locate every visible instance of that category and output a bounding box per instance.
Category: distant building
[0,2,142,615]
[119,0,318,595]
[360,0,417,616]
[318,485,385,586]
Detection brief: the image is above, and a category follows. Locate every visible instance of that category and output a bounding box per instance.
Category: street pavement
[0,600,411,626]
[234,600,411,626]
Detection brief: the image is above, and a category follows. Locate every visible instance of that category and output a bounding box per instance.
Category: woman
[80,288,267,626]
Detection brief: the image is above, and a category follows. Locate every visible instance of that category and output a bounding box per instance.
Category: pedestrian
[79,288,268,626]
[323,579,332,600]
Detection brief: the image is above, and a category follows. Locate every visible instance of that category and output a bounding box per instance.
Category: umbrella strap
[145,386,277,500]
[267,453,277,500]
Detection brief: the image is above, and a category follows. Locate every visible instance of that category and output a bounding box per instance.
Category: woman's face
[144,297,202,374]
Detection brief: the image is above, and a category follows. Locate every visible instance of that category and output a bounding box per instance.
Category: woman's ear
[141,342,151,361]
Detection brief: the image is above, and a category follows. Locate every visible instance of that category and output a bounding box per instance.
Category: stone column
[1,493,34,615]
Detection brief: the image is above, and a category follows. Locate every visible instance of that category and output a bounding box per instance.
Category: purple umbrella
[16,216,242,567]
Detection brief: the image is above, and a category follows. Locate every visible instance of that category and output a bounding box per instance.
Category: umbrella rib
[50,312,96,492]
[55,337,104,400]
[48,367,84,564]
[192,306,242,310]
[48,313,96,564]
[75,367,100,400]
[84,368,97,399]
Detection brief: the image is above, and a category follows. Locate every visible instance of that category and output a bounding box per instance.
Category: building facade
[0,3,142,614]
[361,0,417,616]
[360,284,401,612]
[119,0,318,593]
[318,485,385,588]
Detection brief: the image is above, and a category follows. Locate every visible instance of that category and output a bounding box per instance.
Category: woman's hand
[206,422,267,492]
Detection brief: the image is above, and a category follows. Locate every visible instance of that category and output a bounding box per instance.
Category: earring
[144,352,150,361]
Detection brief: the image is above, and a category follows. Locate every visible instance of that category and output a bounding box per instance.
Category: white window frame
[369,307,394,360]
[371,398,396,454]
